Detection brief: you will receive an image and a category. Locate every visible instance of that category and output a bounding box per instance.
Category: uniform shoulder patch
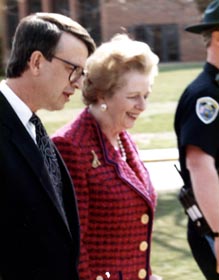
[196,96,219,124]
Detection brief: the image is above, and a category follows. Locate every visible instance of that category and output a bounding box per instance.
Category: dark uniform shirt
[174,62,219,187]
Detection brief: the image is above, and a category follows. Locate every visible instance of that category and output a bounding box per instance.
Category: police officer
[174,1,219,279]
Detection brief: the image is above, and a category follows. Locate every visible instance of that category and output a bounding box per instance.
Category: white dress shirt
[0,79,36,142]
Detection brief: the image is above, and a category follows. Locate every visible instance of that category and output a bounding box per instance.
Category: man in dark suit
[0,13,95,280]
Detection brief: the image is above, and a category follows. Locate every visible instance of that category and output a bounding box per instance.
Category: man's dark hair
[6,13,96,78]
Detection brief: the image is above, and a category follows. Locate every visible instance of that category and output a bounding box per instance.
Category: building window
[78,0,101,45]
[129,24,180,62]
[27,0,42,13]
[51,0,69,16]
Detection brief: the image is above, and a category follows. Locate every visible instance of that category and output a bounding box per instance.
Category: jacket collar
[82,108,156,208]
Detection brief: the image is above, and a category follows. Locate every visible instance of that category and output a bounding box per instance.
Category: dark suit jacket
[0,92,80,280]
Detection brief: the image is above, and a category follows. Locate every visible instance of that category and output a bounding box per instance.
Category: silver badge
[196,97,219,124]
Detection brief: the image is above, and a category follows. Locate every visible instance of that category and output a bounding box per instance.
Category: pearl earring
[100,103,107,112]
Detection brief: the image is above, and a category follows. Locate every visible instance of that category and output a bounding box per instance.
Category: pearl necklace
[117,135,127,161]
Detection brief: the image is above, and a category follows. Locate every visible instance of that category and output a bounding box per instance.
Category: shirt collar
[0,79,33,127]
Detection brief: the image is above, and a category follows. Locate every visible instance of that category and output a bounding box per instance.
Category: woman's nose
[136,97,146,111]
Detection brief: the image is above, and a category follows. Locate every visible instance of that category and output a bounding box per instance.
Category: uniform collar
[204,62,219,75]
[204,63,219,85]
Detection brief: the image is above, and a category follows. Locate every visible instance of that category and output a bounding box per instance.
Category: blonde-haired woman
[53,34,161,280]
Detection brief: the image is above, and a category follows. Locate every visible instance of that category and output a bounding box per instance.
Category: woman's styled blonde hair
[82,34,159,105]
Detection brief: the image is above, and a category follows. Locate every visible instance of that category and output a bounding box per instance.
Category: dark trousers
[187,219,219,280]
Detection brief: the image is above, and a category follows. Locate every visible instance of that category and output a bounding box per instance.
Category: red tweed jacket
[52,108,157,280]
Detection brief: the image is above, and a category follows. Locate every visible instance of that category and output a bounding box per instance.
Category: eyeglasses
[52,55,85,84]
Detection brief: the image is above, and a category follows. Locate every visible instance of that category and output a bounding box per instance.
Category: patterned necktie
[30,113,67,223]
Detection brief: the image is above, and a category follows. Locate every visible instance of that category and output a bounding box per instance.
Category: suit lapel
[96,124,155,208]
[83,111,153,201]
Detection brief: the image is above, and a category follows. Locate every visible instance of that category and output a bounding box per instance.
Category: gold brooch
[91,150,101,168]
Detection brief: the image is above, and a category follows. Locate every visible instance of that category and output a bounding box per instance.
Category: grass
[131,112,174,133]
[37,61,204,149]
[151,190,205,280]
[151,62,203,103]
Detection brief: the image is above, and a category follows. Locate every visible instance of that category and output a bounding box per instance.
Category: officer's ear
[212,30,219,44]
[213,31,219,86]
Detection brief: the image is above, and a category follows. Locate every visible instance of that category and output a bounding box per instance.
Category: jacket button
[139,241,148,251]
[141,214,149,224]
[96,276,104,280]
[138,268,147,279]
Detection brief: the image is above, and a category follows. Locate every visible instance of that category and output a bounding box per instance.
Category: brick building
[0,0,205,68]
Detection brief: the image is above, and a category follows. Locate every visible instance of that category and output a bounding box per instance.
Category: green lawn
[38,62,204,149]
[151,190,204,280]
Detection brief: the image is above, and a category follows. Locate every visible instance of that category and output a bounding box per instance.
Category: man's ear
[28,51,44,75]
[212,30,219,45]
